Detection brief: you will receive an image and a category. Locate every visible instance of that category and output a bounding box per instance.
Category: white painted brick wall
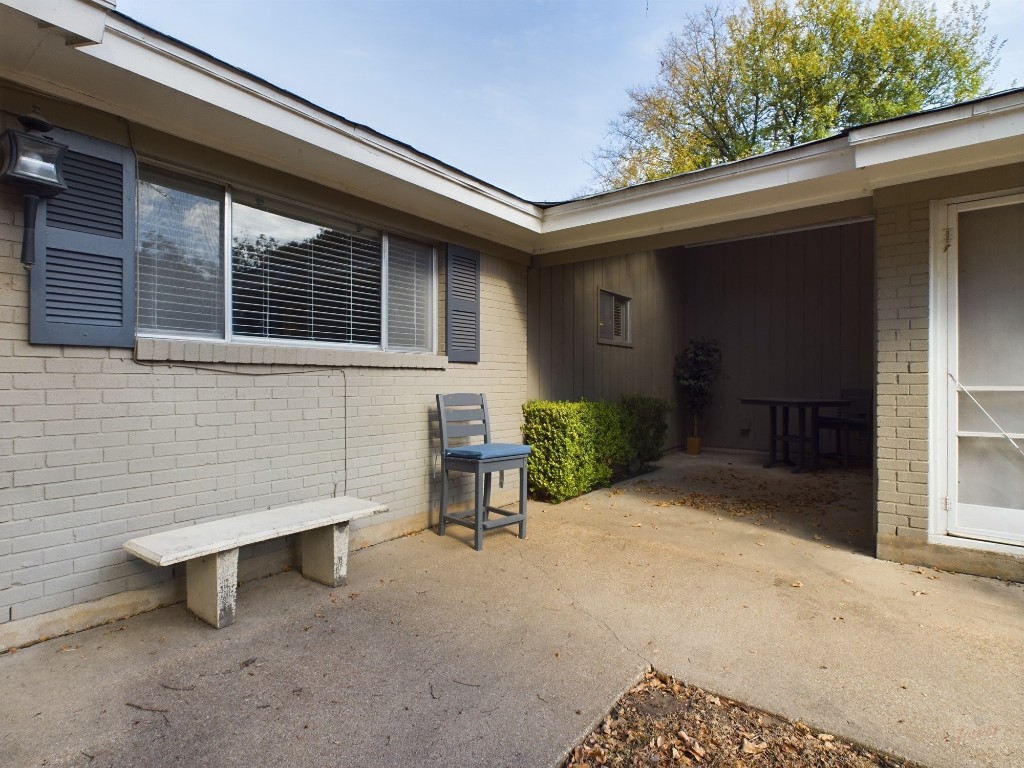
[874,202,930,542]
[1,185,528,623]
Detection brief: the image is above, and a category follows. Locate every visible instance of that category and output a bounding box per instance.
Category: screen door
[946,196,1024,545]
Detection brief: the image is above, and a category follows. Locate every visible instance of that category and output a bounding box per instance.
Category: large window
[138,168,224,337]
[231,196,383,345]
[137,168,435,352]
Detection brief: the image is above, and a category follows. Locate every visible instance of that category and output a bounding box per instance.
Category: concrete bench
[123,497,387,628]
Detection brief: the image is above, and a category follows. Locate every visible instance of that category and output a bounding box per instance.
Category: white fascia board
[2,0,112,44]
[849,94,1024,170]
[538,96,1024,253]
[856,135,1024,192]
[536,172,870,254]
[534,139,868,252]
[83,18,544,234]
[544,141,858,228]
[0,5,545,251]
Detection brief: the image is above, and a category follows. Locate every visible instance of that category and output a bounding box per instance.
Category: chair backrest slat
[441,393,484,407]
[437,393,492,448]
[444,407,486,424]
[445,423,487,438]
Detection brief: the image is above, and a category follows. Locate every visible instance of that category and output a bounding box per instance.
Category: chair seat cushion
[445,443,532,460]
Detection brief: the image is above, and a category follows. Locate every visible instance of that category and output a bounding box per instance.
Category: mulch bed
[563,670,928,768]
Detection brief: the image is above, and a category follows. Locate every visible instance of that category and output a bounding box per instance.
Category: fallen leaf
[679,731,706,758]
[741,737,768,754]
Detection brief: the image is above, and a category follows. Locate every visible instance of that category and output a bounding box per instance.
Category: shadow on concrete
[612,450,875,556]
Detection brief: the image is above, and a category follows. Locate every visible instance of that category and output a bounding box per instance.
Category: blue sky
[115,0,1022,202]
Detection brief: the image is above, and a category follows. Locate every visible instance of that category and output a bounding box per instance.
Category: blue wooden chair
[436,393,531,551]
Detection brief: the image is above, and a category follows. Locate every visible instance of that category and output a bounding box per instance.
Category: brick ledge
[136,337,448,370]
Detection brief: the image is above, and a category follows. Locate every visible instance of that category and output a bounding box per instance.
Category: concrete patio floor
[2,450,1022,767]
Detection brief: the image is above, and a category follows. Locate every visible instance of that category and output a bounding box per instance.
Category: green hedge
[619,393,672,469]
[521,395,670,503]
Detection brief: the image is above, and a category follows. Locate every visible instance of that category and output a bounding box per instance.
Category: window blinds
[231,202,382,345]
[387,234,433,351]
[137,168,224,337]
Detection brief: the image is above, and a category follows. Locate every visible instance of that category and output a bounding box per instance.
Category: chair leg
[438,466,448,536]
[518,464,527,540]
[483,471,492,521]
[474,468,485,551]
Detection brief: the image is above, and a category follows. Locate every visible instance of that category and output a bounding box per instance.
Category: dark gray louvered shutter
[445,244,480,363]
[30,129,136,347]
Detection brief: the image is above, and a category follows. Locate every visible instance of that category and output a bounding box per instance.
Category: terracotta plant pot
[686,436,701,455]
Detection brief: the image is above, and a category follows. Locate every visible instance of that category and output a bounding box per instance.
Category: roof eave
[0,2,547,251]
[2,2,1022,259]
[534,90,1024,256]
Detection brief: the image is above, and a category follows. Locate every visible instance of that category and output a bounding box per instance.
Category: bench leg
[186,549,238,629]
[300,522,351,587]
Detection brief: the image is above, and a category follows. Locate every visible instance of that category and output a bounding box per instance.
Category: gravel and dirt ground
[564,669,928,768]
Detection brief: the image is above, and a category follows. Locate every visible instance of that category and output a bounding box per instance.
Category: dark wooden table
[740,397,851,473]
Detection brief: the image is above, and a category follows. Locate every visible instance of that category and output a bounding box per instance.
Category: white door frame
[929,189,1024,554]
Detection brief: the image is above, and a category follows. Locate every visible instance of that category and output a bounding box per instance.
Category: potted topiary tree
[674,338,722,455]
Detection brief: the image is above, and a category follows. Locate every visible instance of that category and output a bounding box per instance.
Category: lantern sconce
[0,112,68,267]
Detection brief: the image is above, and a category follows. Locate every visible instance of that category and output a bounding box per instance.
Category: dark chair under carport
[818,388,872,466]
[436,393,531,551]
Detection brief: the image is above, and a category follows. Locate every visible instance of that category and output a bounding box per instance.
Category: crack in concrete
[515,547,649,667]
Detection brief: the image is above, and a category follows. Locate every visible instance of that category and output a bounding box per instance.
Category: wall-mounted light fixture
[0,112,68,267]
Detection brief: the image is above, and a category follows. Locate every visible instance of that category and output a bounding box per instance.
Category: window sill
[135,337,448,370]
[597,339,633,348]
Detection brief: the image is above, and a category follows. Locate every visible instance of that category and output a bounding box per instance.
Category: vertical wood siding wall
[528,250,684,438]
[529,221,874,453]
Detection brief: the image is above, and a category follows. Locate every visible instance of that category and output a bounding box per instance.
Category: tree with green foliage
[593,0,1002,189]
